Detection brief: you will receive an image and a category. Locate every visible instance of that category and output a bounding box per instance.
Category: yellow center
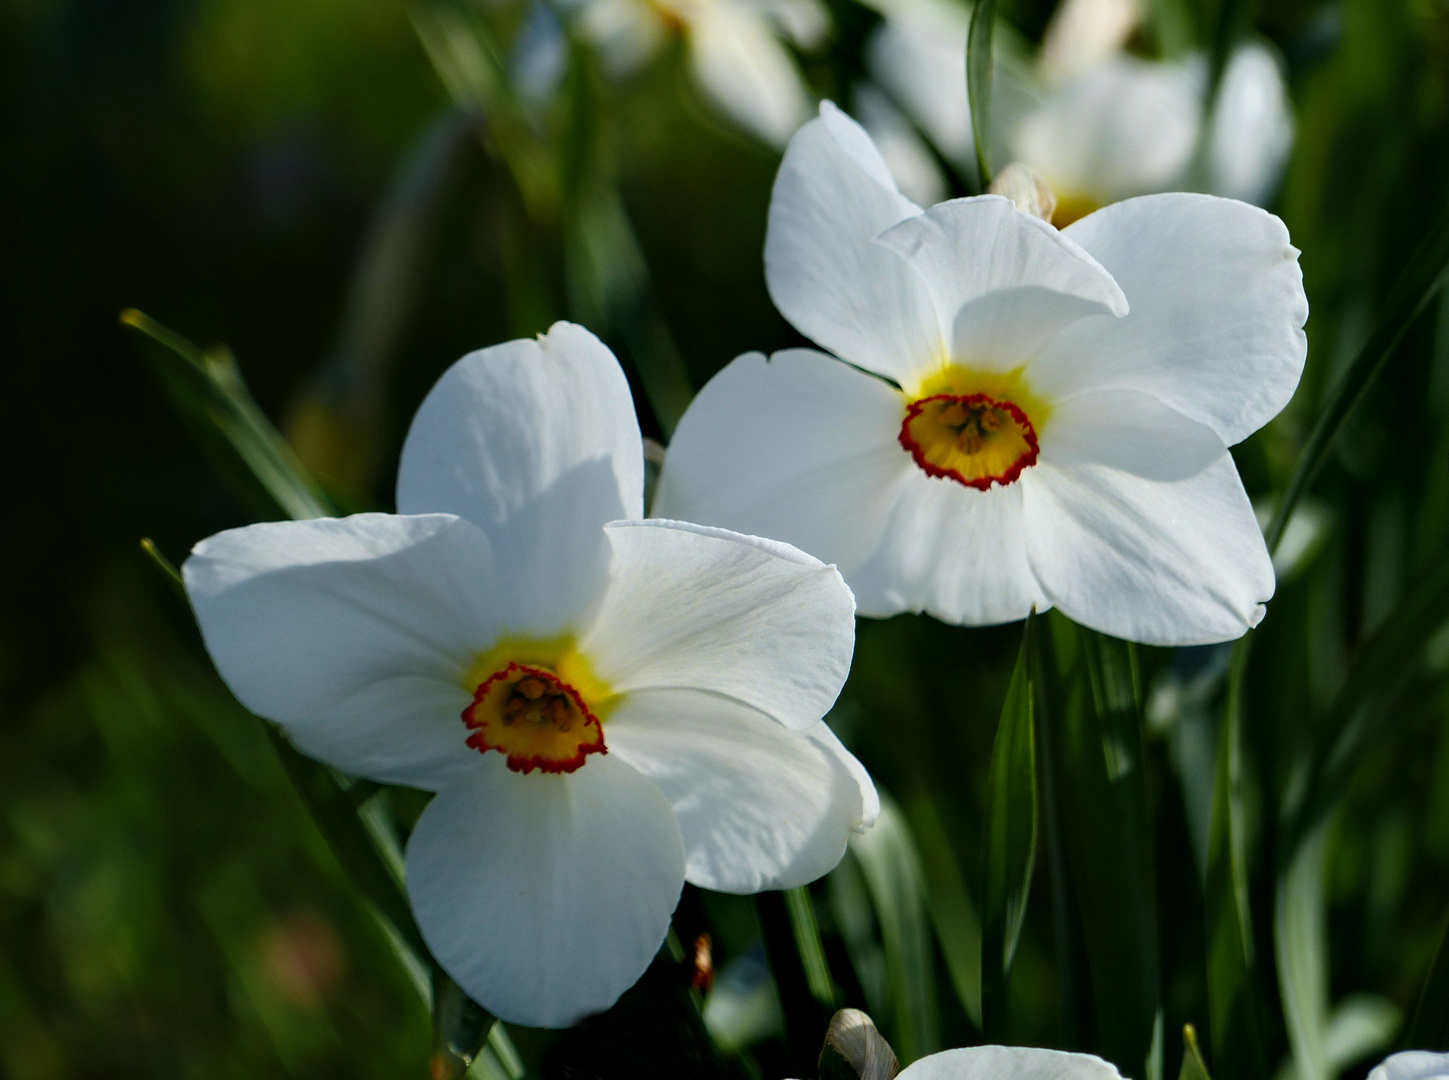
[461,637,615,775]
[899,365,1050,490]
[1050,192,1102,229]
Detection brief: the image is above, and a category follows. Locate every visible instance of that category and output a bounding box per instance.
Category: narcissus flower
[655,105,1308,646]
[575,0,828,147]
[184,322,875,1028]
[799,1043,1127,1080]
[1370,1053,1449,1080]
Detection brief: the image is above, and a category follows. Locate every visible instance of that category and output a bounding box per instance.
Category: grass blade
[981,614,1039,1040]
[1179,1024,1213,1080]
[907,793,983,1030]
[122,310,333,521]
[1406,914,1449,1050]
[966,0,998,188]
[1275,820,1333,1080]
[1267,196,1449,552]
[758,890,834,1073]
[1205,640,1267,1079]
[1052,623,1161,1079]
[849,794,939,1063]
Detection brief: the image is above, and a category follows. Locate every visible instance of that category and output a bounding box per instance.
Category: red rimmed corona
[899,392,1040,490]
[463,661,607,774]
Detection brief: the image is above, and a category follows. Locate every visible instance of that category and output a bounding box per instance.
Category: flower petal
[1035,192,1307,446]
[1206,41,1294,205]
[406,753,684,1028]
[581,519,856,730]
[1010,53,1201,204]
[1369,1053,1449,1080]
[687,2,814,148]
[897,1046,1125,1080]
[1024,393,1273,645]
[182,513,498,788]
[873,197,1128,386]
[396,321,643,636]
[765,102,941,383]
[849,471,1047,625]
[608,689,877,892]
[653,348,912,577]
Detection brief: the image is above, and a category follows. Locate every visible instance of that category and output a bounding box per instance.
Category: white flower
[861,0,1293,215]
[575,0,827,147]
[654,105,1308,646]
[182,321,876,1028]
[1370,1053,1449,1080]
[799,1044,1127,1080]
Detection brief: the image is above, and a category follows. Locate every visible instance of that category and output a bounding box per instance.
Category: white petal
[1036,192,1308,445]
[581,519,856,730]
[1023,395,1274,645]
[577,0,666,77]
[897,1046,1125,1080]
[687,2,813,148]
[765,102,941,383]
[872,196,1128,385]
[1010,54,1202,204]
[1038,0,1141,83]
[396,321,643,636]
[653,349,912,577]
[182,514,498,788]
[607,689,876,891]
[850,471,1048,625]
[1206,41,1294,205]
[1369,1053,1449,1080]
[406,753,684,1028]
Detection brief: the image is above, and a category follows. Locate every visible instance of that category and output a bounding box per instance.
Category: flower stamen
[900,392,1040,490]
[463,661,605,774]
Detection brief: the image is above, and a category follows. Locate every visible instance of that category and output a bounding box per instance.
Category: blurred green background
[3,0,1449,1077]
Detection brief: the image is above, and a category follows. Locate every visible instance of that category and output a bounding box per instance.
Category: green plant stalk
[965,0,998,189]
[1406,913,1449,1051]
[758,890,834,1074]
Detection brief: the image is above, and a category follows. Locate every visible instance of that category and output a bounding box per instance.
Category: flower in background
[573,0,828,147]
[655,105,1308,646]
[799,1043,1129,1080]
[184,322,875,1027]
[1371,1054,1449,1080]
[861,0,1293,219]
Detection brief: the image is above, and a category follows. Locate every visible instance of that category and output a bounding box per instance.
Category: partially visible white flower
[861,0,1293,215]
[574,0,828,147]
[184,321,875,1027]
[1370,1053,1449,1080]
[795,1044,1127,1080]
[656,105,1308,646]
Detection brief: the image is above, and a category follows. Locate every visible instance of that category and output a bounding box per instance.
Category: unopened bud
[988,163,1059,224]
[818,1008,898,1080]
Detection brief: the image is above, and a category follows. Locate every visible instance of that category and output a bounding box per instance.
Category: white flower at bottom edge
[792,1045,1127,1080]
[654,104,1308,647]
[1370,1052,1449,1080]
[182,321,876,1029]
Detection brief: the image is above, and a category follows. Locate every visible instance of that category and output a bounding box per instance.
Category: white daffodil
[183,321,876,1028]
[861,0,1293,218]
[798,1043,1128,1080]
[654,105,1307,646]
[1371,1052,1449,1080]
[575,0,827,147]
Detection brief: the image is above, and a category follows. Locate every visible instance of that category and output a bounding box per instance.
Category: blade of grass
[122,310,333,521]
[1274,818,1333,1080]
[981,614,1039,1041]
[1267,197,1449,552]
[849,794,939,1063]
[1179,1024,1213,1080]
[1406,913,1449,1050]
[1052,623,1162,1079]
[965,0,998,188]
[785,886,839,1010]
[1205,639,1267,1080]
[757,890,834,1074]
[907,792,983,1031]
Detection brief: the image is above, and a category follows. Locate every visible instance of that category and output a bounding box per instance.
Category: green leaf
[1266,195,1449,552]
[785,886,839,1011]
[1051,622,1161,1079]
[849,794,939,1064]
[1407,913,1449,1050]
[122,309,333,522]
[757,890,834,1073]
[981,614,1039,1040]
[1275,819,1333,1080]
[906,793,983,1030]
[1204,640,1268,1080]
[965,0,998,188]
[1179,1024,1213,1080]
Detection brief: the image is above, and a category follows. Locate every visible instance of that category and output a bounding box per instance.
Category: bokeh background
[4,0,1449,1077]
